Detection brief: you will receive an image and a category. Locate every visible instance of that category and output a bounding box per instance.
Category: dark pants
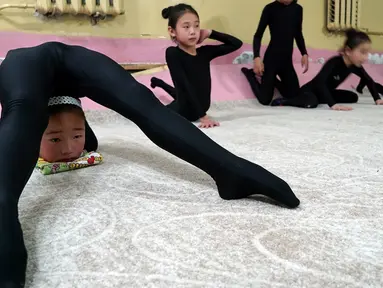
[0,42,299,285]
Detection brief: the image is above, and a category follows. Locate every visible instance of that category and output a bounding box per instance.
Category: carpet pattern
[21,96,383,287]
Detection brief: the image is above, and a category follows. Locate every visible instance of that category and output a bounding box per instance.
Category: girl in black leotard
[0,42,299,287]
[150,3,243,128]
[241,0,309,107]
[276,29,383,110]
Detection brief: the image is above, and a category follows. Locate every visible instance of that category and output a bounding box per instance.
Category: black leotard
[0,42,299,286]
[152,30,242,121]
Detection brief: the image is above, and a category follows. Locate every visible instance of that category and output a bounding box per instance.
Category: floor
[22,96,383,287]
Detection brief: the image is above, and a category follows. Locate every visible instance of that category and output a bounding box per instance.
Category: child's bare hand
[331,104,353,111]
[375,99,383,105]
[253,58,264,76]
[199,116,220,128]
[197,29,212,44]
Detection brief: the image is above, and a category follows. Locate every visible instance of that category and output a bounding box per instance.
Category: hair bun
[161,6,172,19]
[345,28,357,38]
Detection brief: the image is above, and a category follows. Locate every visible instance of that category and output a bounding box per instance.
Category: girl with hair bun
[150,3,243,128]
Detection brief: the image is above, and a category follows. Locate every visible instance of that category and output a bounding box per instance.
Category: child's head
[162,3,200,47]
[342,28,371,67]
[40,96,86,163]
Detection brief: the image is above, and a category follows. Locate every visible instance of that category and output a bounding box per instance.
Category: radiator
[35,0,124,16]
[0,0,124,16]
[327,0,359,31]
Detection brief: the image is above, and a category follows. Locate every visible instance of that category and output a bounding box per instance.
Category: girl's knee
[351,93,359,103]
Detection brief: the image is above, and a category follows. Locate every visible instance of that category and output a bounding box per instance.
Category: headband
[48,96,82,108]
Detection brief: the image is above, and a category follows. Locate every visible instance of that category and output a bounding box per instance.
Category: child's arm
[313,57,340,108]
[253,6,270,59]
[294,5,308,56]
[166,47,206,119]
[200,30,243,60]
[352,66,381,103]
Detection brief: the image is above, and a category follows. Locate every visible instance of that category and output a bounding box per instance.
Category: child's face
[40,111,86,162]
[345,42,371,67]
[169,12,200,47]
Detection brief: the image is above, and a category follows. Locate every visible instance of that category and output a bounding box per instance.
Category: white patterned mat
[22,96,383,287]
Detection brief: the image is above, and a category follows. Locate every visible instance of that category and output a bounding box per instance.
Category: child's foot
[356,85,364,94]
[270,98,285,106]
[241,67,262,97]
[214,158,300,208]
[150,77,158,89]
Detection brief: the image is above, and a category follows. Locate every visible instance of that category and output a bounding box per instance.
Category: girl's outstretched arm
[352,66,381,103]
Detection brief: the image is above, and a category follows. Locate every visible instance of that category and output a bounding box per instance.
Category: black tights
[150,77,202,122]
[241,68,358,108]
[0,42,299,285]
[281,89,358,108]
[241,62,304,106]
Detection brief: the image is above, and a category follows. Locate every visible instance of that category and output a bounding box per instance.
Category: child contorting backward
[241,0,310,107]
[150,3,243,128]
[275,29,383,110]
[0,42,299,287]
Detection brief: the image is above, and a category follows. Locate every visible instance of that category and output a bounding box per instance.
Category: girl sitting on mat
[273,29,383,110]
[150,3,243,128]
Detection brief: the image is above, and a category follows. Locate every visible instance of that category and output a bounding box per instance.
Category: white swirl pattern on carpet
[21,96,383,287]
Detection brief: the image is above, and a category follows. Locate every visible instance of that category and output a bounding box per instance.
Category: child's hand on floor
[331,104,353,111]
[199,116,220,128]
[375,99,383,105]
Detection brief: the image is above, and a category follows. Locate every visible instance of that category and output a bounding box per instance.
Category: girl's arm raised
[200,30,243,60]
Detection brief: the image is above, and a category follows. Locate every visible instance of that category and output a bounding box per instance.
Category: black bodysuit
[0,42,299,286]
[151,30,242,121]
[357,77,383,95]
[242,0,307,105]
[296,55,380,107]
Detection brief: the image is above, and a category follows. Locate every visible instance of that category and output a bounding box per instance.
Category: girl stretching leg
[0,42,299,287]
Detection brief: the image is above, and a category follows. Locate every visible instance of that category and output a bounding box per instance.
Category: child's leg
[356,78,366,93]
[150,77,177,99]
[85,120,98,151]
[277,62,300,99]
[273,90,319,108]
[64,45,300,208]
[241,66,276,105]
[332,90,359,103]
[376,82,383,95]
[0,44,56,285]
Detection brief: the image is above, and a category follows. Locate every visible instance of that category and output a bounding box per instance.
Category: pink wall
[0,31,382,112]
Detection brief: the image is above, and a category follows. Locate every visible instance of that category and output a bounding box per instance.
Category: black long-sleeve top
[302,55,380,107]
[166,30,242,119]
[253,0,307,59]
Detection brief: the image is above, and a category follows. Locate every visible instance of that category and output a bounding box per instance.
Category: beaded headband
[48,96,82,108]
